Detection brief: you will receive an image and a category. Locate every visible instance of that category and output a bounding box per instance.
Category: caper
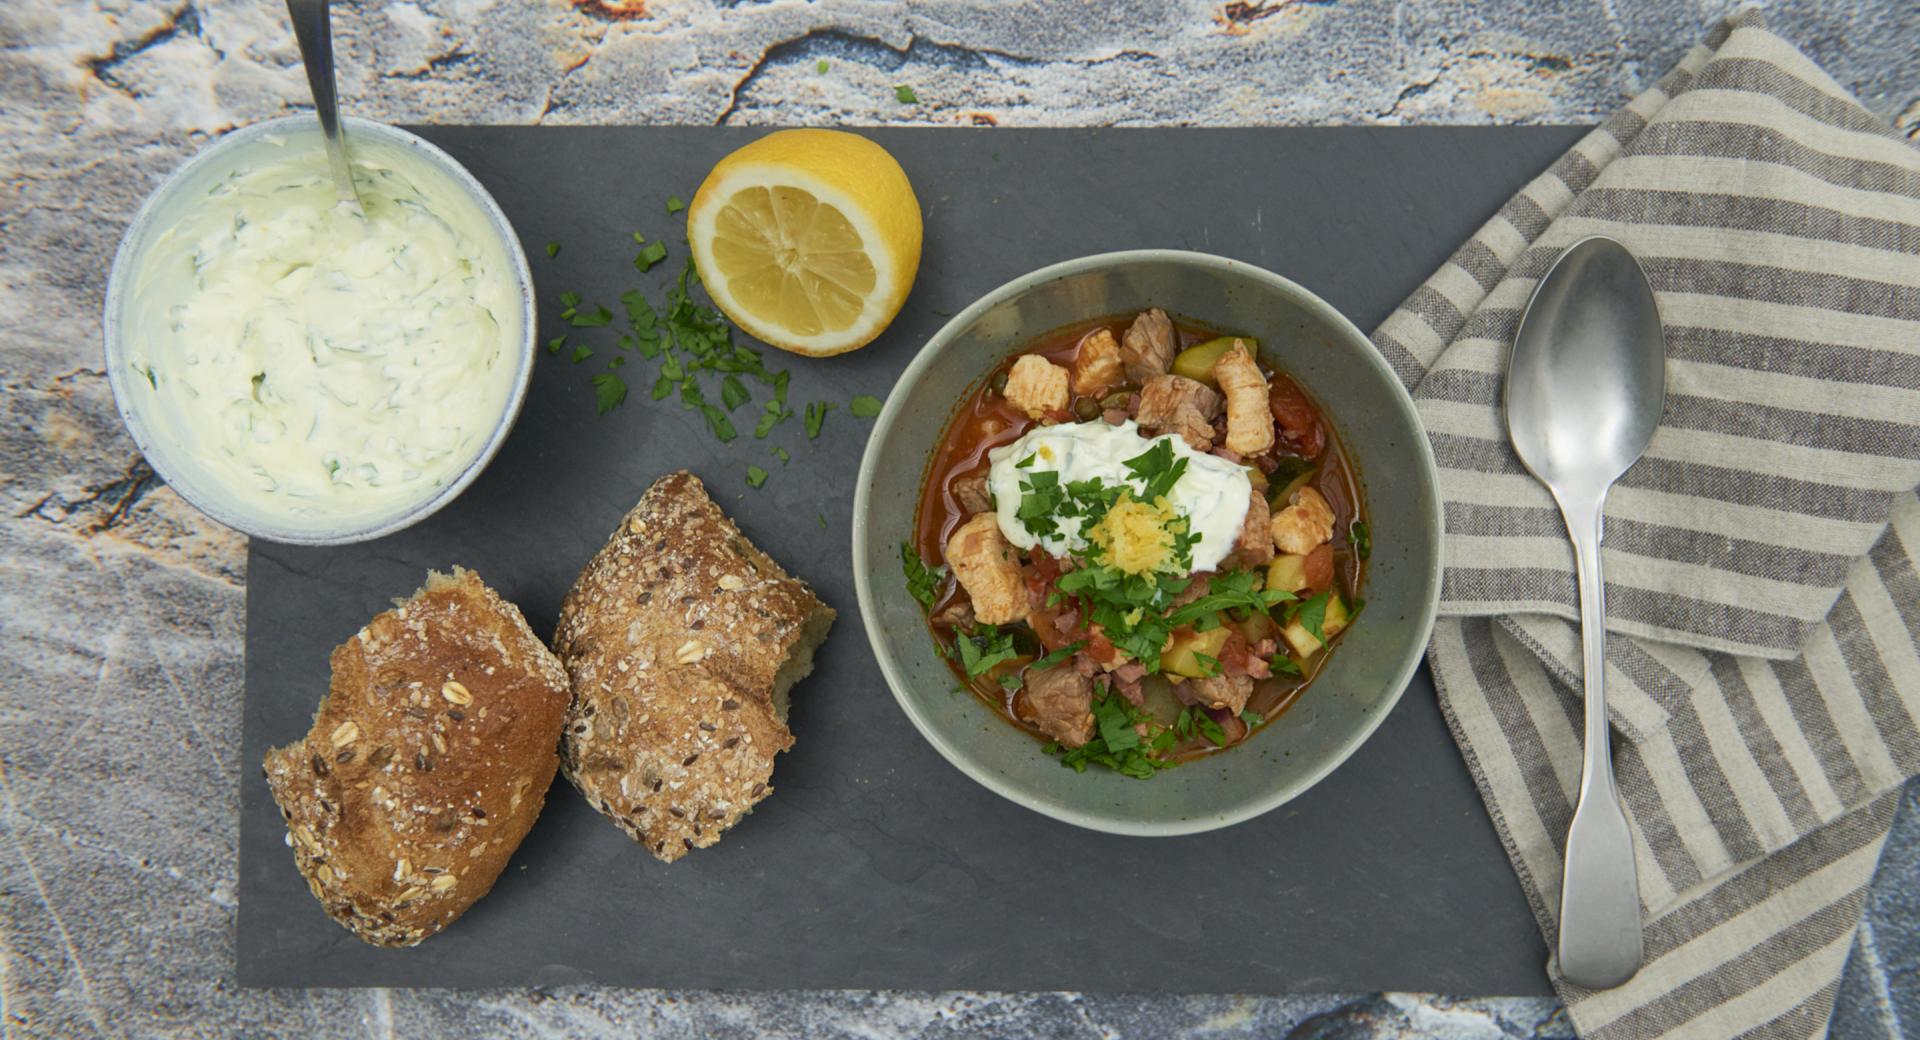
[1072,397,1101,420]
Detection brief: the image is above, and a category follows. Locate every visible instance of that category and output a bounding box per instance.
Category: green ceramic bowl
[852,250,1441,835]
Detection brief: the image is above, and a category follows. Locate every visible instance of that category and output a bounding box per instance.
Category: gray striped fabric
[1373,11,1920,1038]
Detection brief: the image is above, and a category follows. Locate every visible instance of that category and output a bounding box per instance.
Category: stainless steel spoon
[286,0,362,212]
[1506,235,1665,990]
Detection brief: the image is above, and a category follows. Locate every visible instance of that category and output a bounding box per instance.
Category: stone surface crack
[16,457,159,535]
[82,1,198,96]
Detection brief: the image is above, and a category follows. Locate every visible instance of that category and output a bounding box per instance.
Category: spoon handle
[1555,489,1644,989]
[285,0,361,210]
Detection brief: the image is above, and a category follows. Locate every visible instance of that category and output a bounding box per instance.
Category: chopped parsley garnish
[721,374,751,411]
[546,335,566,355]
[955,625,1019,678]
[1165,570,1293,627]
[560,291,581,308]
[545,240,560,258]
[1271,655,1303,677]
[1240,709,1265,727]
[745,465,768,488]
[894,84,918,104]
[590,373,627,414]
[816,59,830,73]
[850,394,883,418]
[634,240,669,272]
[666,195,686,214]
[1015,453,1036,469]
[771,446,790,464]
[1192,709,1228,747]
[1049,688,1169,780]
[572,306,613,328]
[570,345,593,363]
[1122,438,1189,503]
[1192,652,1221,677]
[804,400,835,439]
[900,542,946,610]
[1351,519,1371,561]
[1030,641,1086,671]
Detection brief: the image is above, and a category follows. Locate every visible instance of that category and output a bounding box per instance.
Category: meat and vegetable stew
[902,309,1369,779]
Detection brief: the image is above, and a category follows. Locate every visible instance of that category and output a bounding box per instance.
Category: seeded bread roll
[263,567,570,947]
[555,470,835,862]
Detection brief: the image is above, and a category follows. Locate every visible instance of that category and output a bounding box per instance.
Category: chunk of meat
[1302,543,1336,593]
[1213,341,1275,458]
[1004,355,1070,420]
[1024,665,1095,747]
[1120,308,1176,385]
[1270,486,1335,555]
[1268,376,1326,458]
[1185,673,1254,715]
[930,597,975,630]
[1224,488,1274,568]
[946,514,1027,625]
[1136,375,1221,452]
[1072,328,1126,398]
[953,473,993,515]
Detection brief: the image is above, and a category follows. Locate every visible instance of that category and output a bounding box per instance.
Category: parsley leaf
[1192,652,1221,677]
[1270,655,1303,677]
[1051,688,1169,780]
[1240,709,1265,727]
[546,335,566,355]
[1165,570,1293,628]
[545,241,560,258]
[1030,640,1086,671]
[804,400,836,439]
[816,59,830,73]
[560,291,581,308]
[634,240,668,272]
[666,195,686,214]
[1351,519,1371,561]
[570,345,593,363]
[850,394,883,418]
[1123,439,1189,502]
[721,374,751,411]
[1193,709,1228,747]
[956,625,1019,678]
[746,466,768,488]
[900,542,946,611]
[894,84,918,104]
[771,446,791,464]
[572,306,613,328]
[590,372,627,414]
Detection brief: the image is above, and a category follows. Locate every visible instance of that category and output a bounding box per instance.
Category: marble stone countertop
[3,1,1916,1037]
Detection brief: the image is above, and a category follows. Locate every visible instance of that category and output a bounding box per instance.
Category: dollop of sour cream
[986,419,1252,574]
[124,138,519,528]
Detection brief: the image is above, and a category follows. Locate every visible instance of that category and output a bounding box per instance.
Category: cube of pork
[1213,341,1275,457]
[1185,673,1254,715]
[1024,664,1095,747]
[953,473,993,515]
[1136,374,1221,452]
[1121,308,1176,385]
[945,513,1027,625]
[1072,328,1126,398]
[1224,488,1273,568]
[1004,355,1070,420]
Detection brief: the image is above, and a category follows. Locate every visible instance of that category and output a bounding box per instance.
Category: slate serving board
[238,125,1584,994]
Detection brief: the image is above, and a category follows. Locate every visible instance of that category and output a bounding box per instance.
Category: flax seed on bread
[555,470,834,862]
[262,567,570,947]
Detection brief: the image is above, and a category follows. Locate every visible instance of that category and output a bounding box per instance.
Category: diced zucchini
[1164,624,1233,678]
[1266,553,1311,595]
[1170,336,1250,385]
[1233,609,1276,645]
[1281,594,1351,658]
[1268,465,1319,509]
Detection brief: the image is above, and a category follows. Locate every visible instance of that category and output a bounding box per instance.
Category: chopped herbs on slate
[850,394,883,418]
[900,542,945,610]
[546,336,566,355]
[545,241,560,258]
[666,195,686,214]
[591,373,627,414]
[895,85,918,104]
[570,345,593,363]
[746,465,768,488]
[804,400,835,439]
[817,59,830,73]
[634,240,669,272]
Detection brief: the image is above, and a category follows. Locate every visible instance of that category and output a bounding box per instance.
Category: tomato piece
[1268,376,1325,459]
[1303,544,1336,593]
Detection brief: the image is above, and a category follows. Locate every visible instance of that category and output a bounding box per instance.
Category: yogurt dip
[120,133,522,531]
[986,419,1253,574]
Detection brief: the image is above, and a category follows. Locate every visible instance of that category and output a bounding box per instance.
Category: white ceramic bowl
[102,116,536,545]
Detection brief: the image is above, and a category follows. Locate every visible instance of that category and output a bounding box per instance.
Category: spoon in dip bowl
[285,0,362,214]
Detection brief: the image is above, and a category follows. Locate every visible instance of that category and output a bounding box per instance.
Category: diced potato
[1281,595,1351,658]
[1323,593,1352,638]
[1281,618,1323,658]
[1170,336,1251,386]
[1164,624,1233,678]
[1266,553,1310,595]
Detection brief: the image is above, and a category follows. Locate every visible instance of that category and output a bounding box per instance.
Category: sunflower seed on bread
[263,567,570,947]
[555,470,834,862]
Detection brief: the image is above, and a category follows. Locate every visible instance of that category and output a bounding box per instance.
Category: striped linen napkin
[1371,10,1920,1038]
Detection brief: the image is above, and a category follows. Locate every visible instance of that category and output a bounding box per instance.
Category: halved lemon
[687,129,923,357]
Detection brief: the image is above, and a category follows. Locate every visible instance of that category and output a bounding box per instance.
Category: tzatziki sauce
[986,419,1253,574]
[123,137,519,528]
